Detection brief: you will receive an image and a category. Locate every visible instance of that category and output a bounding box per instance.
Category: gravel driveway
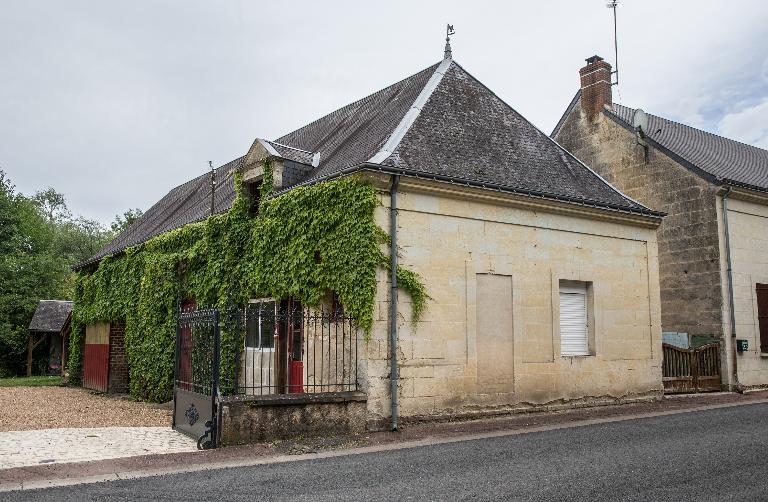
[0,386,171,432]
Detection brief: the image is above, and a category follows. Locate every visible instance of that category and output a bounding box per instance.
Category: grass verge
[0,376,63,387]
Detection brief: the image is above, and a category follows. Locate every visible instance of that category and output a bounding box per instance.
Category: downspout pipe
[389,174,400,431]
[723,187,739,388]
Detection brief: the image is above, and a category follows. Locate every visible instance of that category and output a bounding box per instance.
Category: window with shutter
[560,282,590,356]
[756,284,768,353]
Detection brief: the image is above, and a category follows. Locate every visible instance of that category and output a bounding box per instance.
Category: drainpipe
[389,175,400,431]
[722,187,739,388]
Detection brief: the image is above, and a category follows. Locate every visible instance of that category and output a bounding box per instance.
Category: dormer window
[244,180,262,216]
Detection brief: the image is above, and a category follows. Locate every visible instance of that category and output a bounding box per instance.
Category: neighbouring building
[553,55,768,391]
[27,300,72,376]
[78,48,665,440]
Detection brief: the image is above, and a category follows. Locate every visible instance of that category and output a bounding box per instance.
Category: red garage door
[83,323,109,392]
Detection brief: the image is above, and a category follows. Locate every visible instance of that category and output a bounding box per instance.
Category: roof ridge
[267,140,314,154]
[613,102,768,154]
[275,61,441,146]
[367,58,452,163]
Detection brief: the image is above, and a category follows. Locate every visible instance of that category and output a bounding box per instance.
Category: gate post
[172,297,181,429]
[211,308,221,448]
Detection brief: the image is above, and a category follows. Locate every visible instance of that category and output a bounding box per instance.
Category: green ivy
[70,173,427,402]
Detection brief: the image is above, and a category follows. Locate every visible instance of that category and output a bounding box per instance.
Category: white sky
[2,1,767,224]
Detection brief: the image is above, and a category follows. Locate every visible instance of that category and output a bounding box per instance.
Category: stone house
[79,50,665,438]
[553,55,768,390]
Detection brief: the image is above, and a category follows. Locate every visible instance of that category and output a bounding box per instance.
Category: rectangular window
[560,281,591,356]
[245,300,276,350]
[756,284,768,353]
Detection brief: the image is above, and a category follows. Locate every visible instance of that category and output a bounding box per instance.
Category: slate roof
[607,103,768,191]
[79,58,658,269]
[84,157,243,266]
[28,300,73,333]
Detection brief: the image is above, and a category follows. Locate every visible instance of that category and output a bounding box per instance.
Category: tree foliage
[0,170,117,376]
[111,208,144,234]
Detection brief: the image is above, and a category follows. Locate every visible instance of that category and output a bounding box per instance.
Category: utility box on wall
[736,339,749,353]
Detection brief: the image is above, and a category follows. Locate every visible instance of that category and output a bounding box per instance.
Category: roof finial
[444,24,455,59]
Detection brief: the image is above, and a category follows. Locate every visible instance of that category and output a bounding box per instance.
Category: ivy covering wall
[69,173,427,402]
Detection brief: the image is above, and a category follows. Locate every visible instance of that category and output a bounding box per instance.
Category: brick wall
[108,321,129,393]
[554,103,724,336]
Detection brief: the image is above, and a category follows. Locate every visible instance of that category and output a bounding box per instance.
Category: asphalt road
[5,403,768,501]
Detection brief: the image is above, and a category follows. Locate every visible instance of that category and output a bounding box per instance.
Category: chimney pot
[579,55,612,121]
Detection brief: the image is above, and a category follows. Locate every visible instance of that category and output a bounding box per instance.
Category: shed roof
[28,300,73,333]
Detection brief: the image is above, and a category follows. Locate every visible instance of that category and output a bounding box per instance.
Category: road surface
[3,402,767,501]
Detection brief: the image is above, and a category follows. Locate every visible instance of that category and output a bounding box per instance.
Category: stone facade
[361,175,663,424]
[718,194,768,386]
[553,70,768,388]
[554,105,724,338]
[220,392,367,444]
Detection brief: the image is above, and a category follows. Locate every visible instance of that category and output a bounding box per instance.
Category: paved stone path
[0,427,197,470]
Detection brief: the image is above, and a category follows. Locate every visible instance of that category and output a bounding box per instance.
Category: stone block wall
[554,104,724,337]
[108,321,129,393]
[362,176,663,425]
[220,392,367,444]
[722,196,768,386]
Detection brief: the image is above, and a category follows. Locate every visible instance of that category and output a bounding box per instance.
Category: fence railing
[230,301,359,396]
[176,300,359,400]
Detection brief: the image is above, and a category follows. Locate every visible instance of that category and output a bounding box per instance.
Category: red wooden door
[83,323,109,392]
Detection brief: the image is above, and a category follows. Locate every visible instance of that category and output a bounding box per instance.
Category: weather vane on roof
[444,24,455,60]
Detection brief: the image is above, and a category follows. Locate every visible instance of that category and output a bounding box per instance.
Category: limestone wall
[720,195,768,386]
[555,105,724,337]
[363,179,663,423]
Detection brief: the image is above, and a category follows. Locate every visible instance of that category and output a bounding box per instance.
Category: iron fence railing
[230,301,359,396]
[175,300,360,400]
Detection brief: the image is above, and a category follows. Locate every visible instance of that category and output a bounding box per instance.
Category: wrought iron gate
[173,305,220,449]
[662,343,721,393]
[172,298,360,448]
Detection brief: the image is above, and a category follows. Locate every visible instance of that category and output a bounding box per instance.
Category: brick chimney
[579,55,612,121]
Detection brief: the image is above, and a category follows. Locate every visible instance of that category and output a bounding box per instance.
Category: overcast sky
[2,1,767,225]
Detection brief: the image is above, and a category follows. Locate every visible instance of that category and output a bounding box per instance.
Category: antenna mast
[607,0,620,86]
[209,160,216,217]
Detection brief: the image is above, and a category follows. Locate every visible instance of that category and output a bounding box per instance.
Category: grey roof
[266,141,315,166]
[79,59,657,268]
[379,63,646,209]
[28,300,73,333]
[81,157,243,266]
[607,103,768,191]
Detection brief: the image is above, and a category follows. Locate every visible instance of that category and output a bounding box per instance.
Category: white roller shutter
[560,284,589,356]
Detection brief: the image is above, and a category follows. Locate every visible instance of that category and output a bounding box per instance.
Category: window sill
[561,354,594,358]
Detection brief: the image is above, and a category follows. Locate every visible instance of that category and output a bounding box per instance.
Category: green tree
[0,172,65,376]
[111,208,143,234]
[0,171,114,375]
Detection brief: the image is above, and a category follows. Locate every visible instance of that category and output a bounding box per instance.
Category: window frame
[245,298,277,351]
[558,280,595,357]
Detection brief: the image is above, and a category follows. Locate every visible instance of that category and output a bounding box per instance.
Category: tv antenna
[606,1,620,86]
[444,24,455,59]
[209,160,216,217]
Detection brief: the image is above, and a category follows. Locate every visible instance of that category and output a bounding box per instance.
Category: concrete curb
[5,397,768,493]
